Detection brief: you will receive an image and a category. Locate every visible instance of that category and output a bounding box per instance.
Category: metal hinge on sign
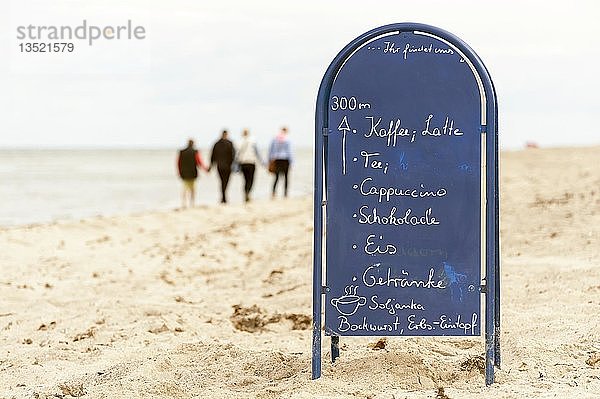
[321,200,327,206]
[321,286,330,294]
[480,125,487,135]
[480,284,487,294]
[322,127,329,136]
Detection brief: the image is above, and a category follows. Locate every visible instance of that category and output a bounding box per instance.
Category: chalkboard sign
[312,23,499,384]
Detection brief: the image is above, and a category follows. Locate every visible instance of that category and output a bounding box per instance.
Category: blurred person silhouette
[268,126,293,198]
[235,129,264,202]
[177,139,208,208]
[209,130,235,204]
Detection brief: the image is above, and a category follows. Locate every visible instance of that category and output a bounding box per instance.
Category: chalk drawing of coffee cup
[330,285,367,316]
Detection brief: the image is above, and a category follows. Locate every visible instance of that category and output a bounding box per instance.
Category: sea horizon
[0,147,314,227]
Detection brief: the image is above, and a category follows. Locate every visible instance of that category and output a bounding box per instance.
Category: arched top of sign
[414,31,487,124]
[317,23,496,127]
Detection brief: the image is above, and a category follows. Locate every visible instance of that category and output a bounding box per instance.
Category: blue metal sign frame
[312,23,499,385]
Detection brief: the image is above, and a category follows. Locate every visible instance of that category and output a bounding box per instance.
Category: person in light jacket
[236,129,264,202]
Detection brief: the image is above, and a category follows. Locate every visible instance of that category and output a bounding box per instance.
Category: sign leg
[331,336,340,362]
[312,119,325,380]
[485,301,495,385]
[311,222,323,379]
[311,322,321,379]
[494,266,501,368]
[494,152,501,368]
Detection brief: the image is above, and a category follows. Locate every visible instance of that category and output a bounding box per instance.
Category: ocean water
[0,148,314,226]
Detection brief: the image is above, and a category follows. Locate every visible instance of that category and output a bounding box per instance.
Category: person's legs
[246,164,255,200]
[241,163,255,202]
[190,185,196,207]
[182,179,195,207]
[282,160,290,197]
[222,169,231,203]
[218,166,231,203]
[272,169,280,198]
[273,159,289,197]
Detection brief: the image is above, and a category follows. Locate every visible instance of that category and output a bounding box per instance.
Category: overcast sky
[0,0,598,149]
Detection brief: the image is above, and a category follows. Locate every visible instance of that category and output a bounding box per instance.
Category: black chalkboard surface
[324,31,482,337]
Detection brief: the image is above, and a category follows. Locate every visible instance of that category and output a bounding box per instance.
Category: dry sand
[1,146,599,399]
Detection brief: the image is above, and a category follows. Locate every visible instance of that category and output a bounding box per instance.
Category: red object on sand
[525,141,539,149]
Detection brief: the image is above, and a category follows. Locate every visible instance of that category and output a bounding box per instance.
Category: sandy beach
[1,146,599,399]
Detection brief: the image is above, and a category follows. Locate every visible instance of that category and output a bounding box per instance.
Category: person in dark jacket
[177,139,208,208]
[209,130,235,203]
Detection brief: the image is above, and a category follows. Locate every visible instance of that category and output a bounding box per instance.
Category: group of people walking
[177,127,293,207]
